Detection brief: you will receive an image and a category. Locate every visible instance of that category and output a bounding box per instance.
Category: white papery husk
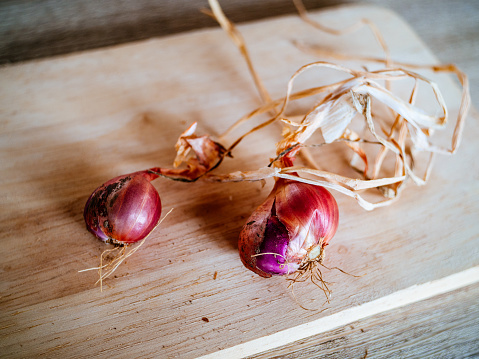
[198,0,470,211]
[202,60,469,210]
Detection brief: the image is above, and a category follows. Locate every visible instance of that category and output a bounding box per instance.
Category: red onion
[239,178,339,278]
[84,170,162,245]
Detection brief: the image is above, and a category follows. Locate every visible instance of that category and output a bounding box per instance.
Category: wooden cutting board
[1,5,478,358]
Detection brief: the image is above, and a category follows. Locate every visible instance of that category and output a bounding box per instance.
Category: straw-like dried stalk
[160,0,470,211]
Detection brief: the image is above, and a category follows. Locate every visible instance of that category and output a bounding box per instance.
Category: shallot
[239,178,338,278]
[84,170,162,245]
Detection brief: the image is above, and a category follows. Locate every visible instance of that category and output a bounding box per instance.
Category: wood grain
[199,268,479,358]
[248,283,479,358]
[1,0,478,106]
[0,0,330,63]
[0,5,478,358]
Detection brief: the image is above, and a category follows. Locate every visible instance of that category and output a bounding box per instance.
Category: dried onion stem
[163,0,470,211]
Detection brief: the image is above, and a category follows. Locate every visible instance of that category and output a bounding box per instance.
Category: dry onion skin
[201,0,470,210]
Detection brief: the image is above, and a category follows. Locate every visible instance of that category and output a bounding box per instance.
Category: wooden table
[1,2,478,358]
[1,0,478,106]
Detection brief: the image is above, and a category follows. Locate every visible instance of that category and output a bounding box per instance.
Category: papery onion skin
[84,171,162,245]
[239,179,339,278]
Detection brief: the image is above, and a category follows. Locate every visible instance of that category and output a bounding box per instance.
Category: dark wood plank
[0,0,338,64]
[1,0,478,108]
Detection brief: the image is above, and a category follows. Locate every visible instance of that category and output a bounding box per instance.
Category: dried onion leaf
[194,0,470,210]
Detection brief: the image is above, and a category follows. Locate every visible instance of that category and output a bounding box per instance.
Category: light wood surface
[1,5,478,358]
